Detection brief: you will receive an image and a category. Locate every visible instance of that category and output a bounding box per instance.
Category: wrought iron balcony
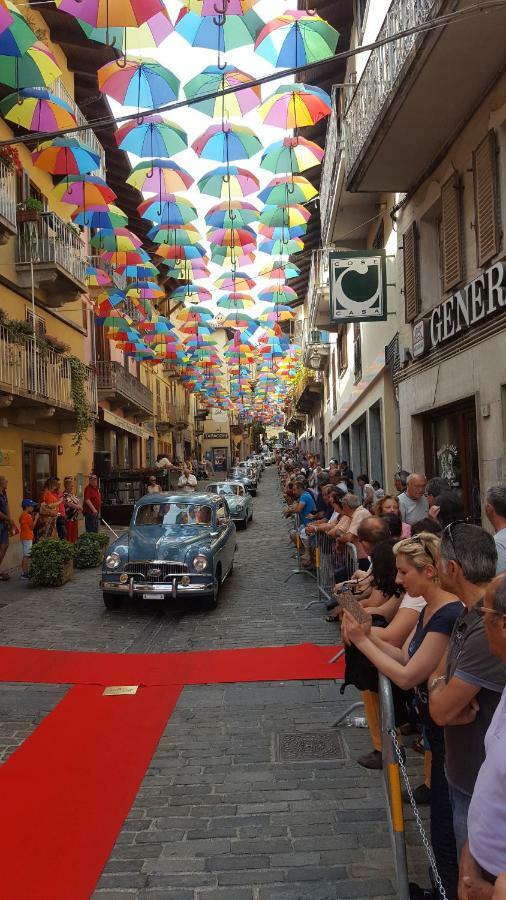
[306,249,331,330]
[0,325,97,424]
[96,360,153,418]
[301,318,330,368]
[0,160,17,244]
[16,212,87,305]
[52,78,106,179]
[155,401,178,433]
[319,88,343,243]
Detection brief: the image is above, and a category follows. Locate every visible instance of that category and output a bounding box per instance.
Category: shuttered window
[403,221,420,322]
[473,131,500,267]
[338,325,348,377]
[441,174,463,292]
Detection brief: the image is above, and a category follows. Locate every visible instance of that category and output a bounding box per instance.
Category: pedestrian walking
[0,476,13,580]
[19,499,37,578]
[63,477,82,543]
[83,474,101,533]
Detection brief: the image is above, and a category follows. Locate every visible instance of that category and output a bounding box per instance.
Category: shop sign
[412,259,506,357]
[204,432,228,439]
[329,250,387,323]
[101,408,152,439]
[0,449,12,466]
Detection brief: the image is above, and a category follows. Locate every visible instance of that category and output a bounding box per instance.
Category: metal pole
[378,673,410,900]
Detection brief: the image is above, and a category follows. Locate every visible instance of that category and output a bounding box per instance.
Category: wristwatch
[428,675,447,693]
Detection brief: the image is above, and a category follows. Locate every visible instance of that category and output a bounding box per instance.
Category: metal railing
[344,0,438,176]
[0,325,97,412]
[156,401,178,430]
[302,318,330,367]
[16,212,87,287]
[0,160,17,231]
[52,78,106,179]
[319,87,342,238]
[96,360,153,414]
[307,249,330,330]
[88,255,127,291]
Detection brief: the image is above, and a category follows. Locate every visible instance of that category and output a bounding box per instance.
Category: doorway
[23,444,56,502]
[422,399,480,522]
[212,447,228,471]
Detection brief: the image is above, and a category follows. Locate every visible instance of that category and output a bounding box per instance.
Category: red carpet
[0,642,344,685]
[0,683,182,900]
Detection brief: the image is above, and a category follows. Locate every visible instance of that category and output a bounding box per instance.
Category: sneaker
[356,750,383,770]
[403,782,431,805]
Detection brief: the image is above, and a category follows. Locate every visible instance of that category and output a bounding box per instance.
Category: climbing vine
[68,354,92,453]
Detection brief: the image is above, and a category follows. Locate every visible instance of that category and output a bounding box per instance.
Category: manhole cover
[277,731,345,761]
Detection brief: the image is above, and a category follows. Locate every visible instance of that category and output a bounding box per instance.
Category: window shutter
[441,174,463,292]
[473,131,500,267]
[403,221,420,322]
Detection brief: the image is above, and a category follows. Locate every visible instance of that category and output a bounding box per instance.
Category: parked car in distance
[229,466,257,496]
[100,493,236,611]
[205,481,253,529]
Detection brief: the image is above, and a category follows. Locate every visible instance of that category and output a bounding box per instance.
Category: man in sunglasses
[459,574,506,900]
[429,523,506,858]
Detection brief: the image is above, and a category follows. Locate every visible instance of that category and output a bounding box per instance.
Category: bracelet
[428,675,447,693]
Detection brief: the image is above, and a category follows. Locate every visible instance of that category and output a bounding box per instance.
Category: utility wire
[1,1,504,149]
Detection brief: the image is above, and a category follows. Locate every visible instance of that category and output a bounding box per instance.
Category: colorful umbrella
[115,115,187,158]
[208,226,256,252]
[197,166,259,199]
[259,304,296,322]
[215,271,255,291]
[32,137,100,176]
[258,237,304,255]
[183,64,261,118]
[182,0,256,14]
[127,281,164,299]
[255,10,339,68]
[260,136,324,174]
[0,87,77,131]
[98,58,179,108]
[54,0,162,29]
[51,174,116,207]
[259,260,301,280]
[175,8,262,52]
[101,249,150,267]
[0,2,34,56]
[127,159,193,194]
[77,10,173,49]
[258,175,317,205]
[258,83,331,129]
[217,293,255,309]
[258,224,307,241]
[258,285,298,304]
[164,261,210,281]
[0,0,13,37]
[72,204,128,228]
[192,123,261,163]
[220,312,258,329]
[0,41,61,90]
[155,243,207,263]
[205,200,258,229]
[90,228,142,251]
[171,284,212,304]
[259,203,311,228]
[85,265,111,288]
[210,246,255,267]
[138,194,197,224]
[118,261,159,278]
[147,223,202,245]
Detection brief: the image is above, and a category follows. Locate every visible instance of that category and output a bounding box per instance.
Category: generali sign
[412,259,505,357]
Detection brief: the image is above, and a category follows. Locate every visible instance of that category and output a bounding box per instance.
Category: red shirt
[84,485,101,513]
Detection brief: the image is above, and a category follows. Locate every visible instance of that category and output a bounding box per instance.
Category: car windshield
[208,483,243,497]
[135,502,213,526]
[231,469,245,477]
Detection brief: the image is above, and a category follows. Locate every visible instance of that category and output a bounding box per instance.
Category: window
[402,221,420,322]
[337,326,348,377]
[216,502,229,525]
[353,323,362,384]
[331,346,337,414]
[441,173,464,292]
[473,131,500,267]
[25,308,46,336]
[155,380,161,415]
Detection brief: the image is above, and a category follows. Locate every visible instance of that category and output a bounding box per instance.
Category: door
[212,447,228,471]
[422,399,480,522]
[23,444,56,502]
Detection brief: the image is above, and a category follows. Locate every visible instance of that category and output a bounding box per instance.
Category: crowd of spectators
[276,447,506,900]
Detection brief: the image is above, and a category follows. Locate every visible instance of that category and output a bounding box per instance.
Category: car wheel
[238,517,247,530]
[103,592,122,610]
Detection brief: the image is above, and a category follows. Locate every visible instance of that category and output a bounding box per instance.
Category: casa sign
[413,260,506,357]
[329,250,387,323]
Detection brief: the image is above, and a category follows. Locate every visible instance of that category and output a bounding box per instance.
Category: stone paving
[0,466,429,898]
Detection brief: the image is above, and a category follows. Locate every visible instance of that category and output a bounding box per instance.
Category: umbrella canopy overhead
[197,166,259,198]
[0,41,61,89]
[260,136,324,174]
[52,174,117,207]
[255,10,339,68]
[138,194,198,224]
[77,9,173,49]
[259,83,332,129]
[205,200,258,229]
[127,159,193,193]
[192,123,262,163]
[32,137,100,176]
[115,116,187,158]
[175,8,263,52]
[0,87,77,131]
[98,58,179,108]
[72,205,128,229]
[0,3,35,56]
[184,65,261,118]
[54,0,164,29]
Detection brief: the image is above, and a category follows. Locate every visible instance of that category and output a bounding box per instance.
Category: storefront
[95,408,154,471]
[421,399,481,521]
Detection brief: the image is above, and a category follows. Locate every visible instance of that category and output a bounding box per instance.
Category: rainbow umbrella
[55,0,162,29]
[184,65,260,119]
[192,123,261,163]
[260,136,323,174]
[259,304,296,322]
[258,224,307,241]
[0,2,34,55]
[215,271,255,291]
[0,87,77,131]
[175,8,263,52]
[258,83,331,129]
[138,316,174,334]
[98,58,179,108]
[85,265,111,288]
[197,166,259,199]
[0,41,61,89]
[77,10,173,49]
[182,0,256,14]
[90,228,142,251]
[115,115,187,158]
[155,243,207,263]
[208,226,256,252]
[258,175,317,205]
[217,293,255,309]
[119,261,159,278]
[72,204,128,228]
[255,10,339,68]
[210,247,255,267]
[205,200,258,229]
[0,0,13,36]
[259,203,311,228]
[258,285,298,304]
[220,312,258,329]
[52,174,116,207]
[147,223,202,245]
[258,237,304,255]
[127,159,193,193]
[101,249,150,268]
[33,137,100,176]
[171,284,212,304]
[138,194,197,224]
[126,281,164,299]
[164,261,210,281]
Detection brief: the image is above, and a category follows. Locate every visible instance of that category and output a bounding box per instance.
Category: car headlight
[105,552,121,570]
[193,555,208,572]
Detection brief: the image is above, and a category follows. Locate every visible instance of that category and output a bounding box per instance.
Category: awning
[100,408,153,440]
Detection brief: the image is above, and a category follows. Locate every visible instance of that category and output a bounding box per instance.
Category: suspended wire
[1,1,504,149]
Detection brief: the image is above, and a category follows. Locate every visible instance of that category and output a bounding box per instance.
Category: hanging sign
[329,250,387,323]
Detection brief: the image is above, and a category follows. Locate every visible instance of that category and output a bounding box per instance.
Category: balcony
[344,0,506,192]
[0,161,17,244]
[155,401,178,434]
[88,255,127,291]
[319,88,343,243]
[293,371,324,415]
[16,212,87,305]
[96,360,153,419]
[0,325,97,426]
[301,318,330,369]
[306,249,333,331]
[52,79,106,179]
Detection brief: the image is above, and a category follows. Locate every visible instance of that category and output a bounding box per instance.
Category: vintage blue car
[205,481,253,529]
[100,493,236,611]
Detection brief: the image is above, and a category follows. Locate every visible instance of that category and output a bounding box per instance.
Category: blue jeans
[448,782,471,859]
[84,514,99,533]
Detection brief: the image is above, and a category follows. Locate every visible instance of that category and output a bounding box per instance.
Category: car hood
[125,525,211,562]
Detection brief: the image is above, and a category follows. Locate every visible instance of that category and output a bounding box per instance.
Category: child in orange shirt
[19,500,37,578]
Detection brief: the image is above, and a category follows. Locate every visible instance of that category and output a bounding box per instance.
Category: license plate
[143,592,164,600]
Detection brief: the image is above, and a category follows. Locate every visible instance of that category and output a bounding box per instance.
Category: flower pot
[56,559,74,586]
[17,209,40,224]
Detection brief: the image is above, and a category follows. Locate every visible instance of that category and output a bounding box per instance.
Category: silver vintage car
[205,481,253,529]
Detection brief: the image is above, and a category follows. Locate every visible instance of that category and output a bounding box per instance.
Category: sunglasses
[442,520,469,565]
[410,535,437,567]
[476,604,503,617]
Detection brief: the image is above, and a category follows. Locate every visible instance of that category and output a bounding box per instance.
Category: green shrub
[73,532,107,568]
[29,539,74,587]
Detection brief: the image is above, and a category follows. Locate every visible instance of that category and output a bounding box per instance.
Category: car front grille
[124,561,189,582]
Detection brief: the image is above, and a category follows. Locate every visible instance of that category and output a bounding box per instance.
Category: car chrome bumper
[101,577,213,598]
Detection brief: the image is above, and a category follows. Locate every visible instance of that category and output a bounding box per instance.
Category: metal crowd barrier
[306,533,359,611]
[284,513,317,584]
[378,673,410,900]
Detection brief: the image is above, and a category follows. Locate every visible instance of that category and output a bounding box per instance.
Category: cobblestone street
[0,468,427,898]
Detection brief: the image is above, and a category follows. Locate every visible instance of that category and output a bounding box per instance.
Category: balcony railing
[156,401,178,432]
[96,360,153,415]
[319,87,343,239]
[307,249,330,327]
[52,79,106,179]
[88,255,127,291]
[344,0,438,177]
[0,325,97,413]
[16,212,87,287]
[0,160,17,236]
[302,318,330,366]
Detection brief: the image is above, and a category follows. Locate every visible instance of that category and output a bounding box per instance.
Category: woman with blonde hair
[374,493,411,538]
[343,533,463,900]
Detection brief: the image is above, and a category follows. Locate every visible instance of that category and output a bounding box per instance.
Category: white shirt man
[178,468,197,492]
[398,473,428,525]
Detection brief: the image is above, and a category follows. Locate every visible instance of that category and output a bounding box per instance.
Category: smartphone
[336,591,370,625]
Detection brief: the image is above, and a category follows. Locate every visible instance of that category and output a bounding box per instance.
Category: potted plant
[17,197,44,224]
[40,334,70,355]
[0,145,22,176]
[73,532,109,569]
[29,539,74,587]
